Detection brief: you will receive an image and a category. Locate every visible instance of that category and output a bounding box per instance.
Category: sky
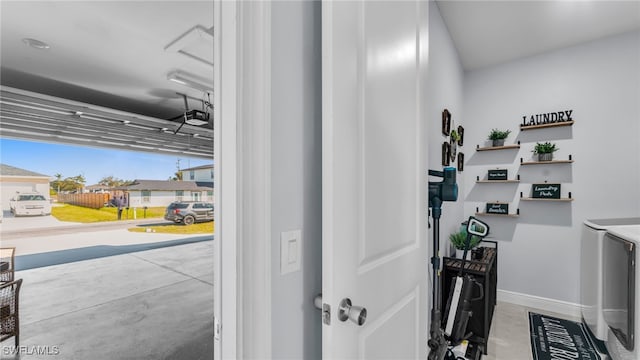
[0,138,212,185]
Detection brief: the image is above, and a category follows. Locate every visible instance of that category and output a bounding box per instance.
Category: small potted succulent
[488,129,511,147]
[532,141,559,161]
[449,230,481,259]
[449,129,460,161]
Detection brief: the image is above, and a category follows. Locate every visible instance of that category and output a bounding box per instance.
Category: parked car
[9,193,52,216]
[164,201,214,225]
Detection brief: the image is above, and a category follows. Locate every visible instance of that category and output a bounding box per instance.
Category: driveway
[0,210,71,232]
[0,211,213,270]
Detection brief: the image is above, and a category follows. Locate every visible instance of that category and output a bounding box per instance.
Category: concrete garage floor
[2,240,214,360]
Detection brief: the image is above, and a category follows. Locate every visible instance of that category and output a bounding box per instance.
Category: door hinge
[214,316,221,340]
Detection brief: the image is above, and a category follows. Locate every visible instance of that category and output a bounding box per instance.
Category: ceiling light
[22,38,50,50]
[122,120,131,125]
[165,25,214,67]
[167,71,213,93]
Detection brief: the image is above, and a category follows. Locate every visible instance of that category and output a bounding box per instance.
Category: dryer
[603,225,640,360]
[581,218,640,344]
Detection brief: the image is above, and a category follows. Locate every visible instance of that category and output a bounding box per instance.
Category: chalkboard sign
[486,202,509,215]
[531,183,561,199]
[488,169,508,181]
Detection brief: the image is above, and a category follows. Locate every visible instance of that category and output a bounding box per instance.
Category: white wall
[185,168,213,182]
[127,190,209,208]
[427,2,466,259]
[463,30,640,304]
[270,1,322,359]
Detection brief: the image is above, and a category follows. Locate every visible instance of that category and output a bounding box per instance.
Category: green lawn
[128,221,214,234]
[52,203,213,235]
[52,203,166,223]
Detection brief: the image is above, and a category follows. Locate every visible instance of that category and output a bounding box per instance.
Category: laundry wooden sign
[486,202,509,215]
[521,110,573,127]
[531,183,561,199]
[488,169,508,181]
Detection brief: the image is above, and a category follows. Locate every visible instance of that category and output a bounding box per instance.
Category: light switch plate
[281,229,302,275]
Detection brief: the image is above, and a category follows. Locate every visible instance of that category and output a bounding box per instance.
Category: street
[0,213,213,270]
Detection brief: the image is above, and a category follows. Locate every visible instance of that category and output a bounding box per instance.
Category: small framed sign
[457,125,464,146]
[442,109,451,136]
[488,169,508,181]
[531,183,561,199]
[457,152,464,172]
[442,142,450,166]
[486,202,509,215]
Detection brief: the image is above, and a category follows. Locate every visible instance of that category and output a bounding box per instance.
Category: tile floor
[484,301,581,360]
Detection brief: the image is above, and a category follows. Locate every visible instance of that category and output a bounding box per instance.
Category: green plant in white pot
[532,141,559,161]
[449,230,481,259]
[487,129,511,147]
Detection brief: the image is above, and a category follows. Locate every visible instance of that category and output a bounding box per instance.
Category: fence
[58,193,111,209]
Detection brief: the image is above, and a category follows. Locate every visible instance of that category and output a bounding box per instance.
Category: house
[0,163,50,211]
[117,179,213,208]
[179,164,214,183]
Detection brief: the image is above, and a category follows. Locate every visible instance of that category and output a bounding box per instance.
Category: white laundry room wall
[463,30,640,309]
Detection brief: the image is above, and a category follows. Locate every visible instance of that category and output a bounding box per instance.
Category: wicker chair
[0,279,23,347]
[0,248,15,284]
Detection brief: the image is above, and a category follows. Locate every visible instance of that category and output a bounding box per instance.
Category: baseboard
[497,289,582,319]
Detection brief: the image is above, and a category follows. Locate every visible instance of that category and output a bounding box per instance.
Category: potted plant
[449,230,481,259]
[532,141,559,161]
[488,129,511,147]
[450,129,460,142]
[450,129,460,161]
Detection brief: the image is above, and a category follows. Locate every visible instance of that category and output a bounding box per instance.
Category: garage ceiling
[0,1,213,158]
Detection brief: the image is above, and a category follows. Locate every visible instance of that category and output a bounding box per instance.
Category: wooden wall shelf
[476,180,520,183]
[476,144,521,152]
[520,160,574,166]
[520,198,574,202]
[520,120,574,131]
[475,212,519,218]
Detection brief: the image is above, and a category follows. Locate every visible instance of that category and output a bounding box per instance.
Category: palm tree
[54,173,62,194]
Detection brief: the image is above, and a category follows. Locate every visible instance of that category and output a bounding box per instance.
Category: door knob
[338,298,367,326]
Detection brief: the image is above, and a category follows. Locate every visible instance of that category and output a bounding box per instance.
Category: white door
[322,1,428,358]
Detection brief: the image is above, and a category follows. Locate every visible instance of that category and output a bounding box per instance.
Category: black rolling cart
[441,240,498,356]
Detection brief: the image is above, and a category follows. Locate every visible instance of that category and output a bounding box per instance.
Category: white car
[10,193,52,216]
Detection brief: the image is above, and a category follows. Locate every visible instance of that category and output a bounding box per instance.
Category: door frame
[215,1,272,359]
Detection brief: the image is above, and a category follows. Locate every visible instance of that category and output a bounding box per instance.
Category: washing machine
[581,218,640,344]
[603,225,640,360]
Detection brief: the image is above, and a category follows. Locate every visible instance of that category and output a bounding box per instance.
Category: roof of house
[118,179,212,191]
[85,184,112,190]
[0,163,49,178]
[180,164,213,172]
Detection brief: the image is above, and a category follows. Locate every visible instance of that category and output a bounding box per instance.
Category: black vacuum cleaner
[427,168,489,360]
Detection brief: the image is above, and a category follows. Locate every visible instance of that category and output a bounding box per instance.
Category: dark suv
[164,201,214,225]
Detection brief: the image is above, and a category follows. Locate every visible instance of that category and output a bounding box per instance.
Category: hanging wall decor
[442,109,451,136]
[457,152,464,171]
[450,137,457,162]
[442,142,450,166]
[457,125,464,146]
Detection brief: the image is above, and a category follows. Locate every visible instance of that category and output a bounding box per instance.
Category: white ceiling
[436,0,640,70]
[0,1,214,157]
